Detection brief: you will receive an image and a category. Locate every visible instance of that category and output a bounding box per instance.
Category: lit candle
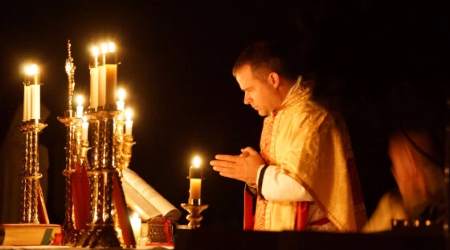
[24,64,40,121]
[75,94,84,118]
[189,155,203,202]
[116,88,126,111]
[105,42,117,108]
[129,211,141,244]
[82,116,89,142]
[97,41,117,109]
[30,84,40,120]
[90,46,100,109]
[23,84,30,121]
[125,108,133,136]
[24,64,40,84]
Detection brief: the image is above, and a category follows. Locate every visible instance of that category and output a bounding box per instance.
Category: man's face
[234,64,278,116]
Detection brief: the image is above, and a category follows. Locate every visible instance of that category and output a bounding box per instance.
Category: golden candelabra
[76,110,136,248]
[58,40,82,245]
[20,120,48,224]
[76,111,119,247]
[70,40,136,248]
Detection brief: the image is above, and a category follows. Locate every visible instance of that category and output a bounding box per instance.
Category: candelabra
[58,40,84,245]
[55,40,137,248]
[77,110,135,248]
[20,120,48,224]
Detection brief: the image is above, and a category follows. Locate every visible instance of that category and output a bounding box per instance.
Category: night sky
[0,1,448,229]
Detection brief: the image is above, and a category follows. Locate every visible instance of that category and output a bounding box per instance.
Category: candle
[75,95,84,118]
[116,88,126,111]
[98,41,117,109]
[90,46,100,109]
[189,155,203,201]
[91,46,99,67]
[23,64,40,121]
[105,64,117,107]
[97,43,108,108]
[30,84,40,120]
[82,117,89,142]
[125,108,133,136]
[23,84,30,121]
[129,212,141,244]
[98,64,106,108]
[189,179,202,200]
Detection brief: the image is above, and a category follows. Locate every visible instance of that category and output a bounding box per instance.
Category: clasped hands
[210,147,265,185]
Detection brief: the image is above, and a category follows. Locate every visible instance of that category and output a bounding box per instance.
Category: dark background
[0,1,448,229]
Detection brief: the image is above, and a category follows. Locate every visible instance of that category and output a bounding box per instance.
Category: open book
[122,168,180,222]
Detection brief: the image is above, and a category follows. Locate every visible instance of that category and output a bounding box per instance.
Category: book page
[122,168,181,221]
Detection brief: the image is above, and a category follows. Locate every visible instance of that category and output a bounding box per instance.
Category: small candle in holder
[116,88,126,111]
[125,108,133,136]
[75,94,84,118]
[82,116,89,142]
[189,155,203,202]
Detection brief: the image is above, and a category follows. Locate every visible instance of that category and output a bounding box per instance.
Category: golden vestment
[253,79,366,232]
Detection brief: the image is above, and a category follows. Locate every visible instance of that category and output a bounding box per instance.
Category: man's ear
[267,72,280,89]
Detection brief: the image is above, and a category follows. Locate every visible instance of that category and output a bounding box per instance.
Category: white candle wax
[23,85,29,121]
[125,120,133,136]
[98,65,106,108]
[89,67,99,109]
[189,178,202,200]
[116,100,125,111]
[26,85,32,121]
[30,84,40,120]
[76,105,83,118]
[82,119,89,142]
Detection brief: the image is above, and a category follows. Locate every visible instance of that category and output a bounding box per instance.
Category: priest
[210,41,366,232]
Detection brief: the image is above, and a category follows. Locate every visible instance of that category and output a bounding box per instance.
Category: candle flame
[125,108,133,121]
[23,64,39,76]
[100,42,109,54]
[117,88,127,101]
[107,42,116,53]
[191,155,202,168]
[75,94,84,106]
[91,46,100,57]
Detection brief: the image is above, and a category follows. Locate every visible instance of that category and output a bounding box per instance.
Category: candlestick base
[76,223,120,248]
[180,203,208,229]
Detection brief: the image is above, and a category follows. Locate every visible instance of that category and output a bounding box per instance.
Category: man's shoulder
[283,99,330,123]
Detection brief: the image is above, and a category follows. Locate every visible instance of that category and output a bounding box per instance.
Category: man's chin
[257,110,268,117]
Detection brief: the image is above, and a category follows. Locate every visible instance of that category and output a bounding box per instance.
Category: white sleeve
[257,165,314,202]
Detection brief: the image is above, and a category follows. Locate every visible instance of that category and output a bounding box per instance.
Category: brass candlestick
[77,111,121,248]
[58,40,82,245]
[20,120,48,224]
[180,201,208,229]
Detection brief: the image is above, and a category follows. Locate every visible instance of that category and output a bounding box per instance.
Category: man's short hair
[232,40,306,81]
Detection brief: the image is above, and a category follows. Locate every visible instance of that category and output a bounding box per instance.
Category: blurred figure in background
[363,128,445,232]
